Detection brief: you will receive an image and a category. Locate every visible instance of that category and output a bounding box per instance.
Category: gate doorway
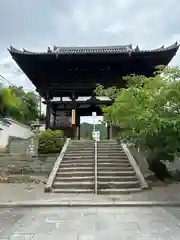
[79,115,107,140]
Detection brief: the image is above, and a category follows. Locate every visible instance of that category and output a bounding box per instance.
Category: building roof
[8,42,179,56]
[8,42,179,98]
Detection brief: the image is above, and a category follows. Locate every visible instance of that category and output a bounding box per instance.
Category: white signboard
[92,131,100,141]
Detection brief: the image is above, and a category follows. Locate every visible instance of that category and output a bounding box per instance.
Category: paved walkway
[0,206,180,239]
[0,182,180,203]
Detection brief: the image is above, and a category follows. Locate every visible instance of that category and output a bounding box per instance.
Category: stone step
[98,159,129,163]
[65,153,94,157]
[61,160,94,164]
[97,147,122,149]
[55,176,94,181]
[97,153,127,156]
[98,175,138,181]
[71,140,93,143]
[97,162,131,167]
[67,149,94,154]
[68,147,94,149]
[98,148,122,150]
[67,149,94,151]
[69,146,94,148]
[70,143,93,145]
[52,189,93,193]
[53,181,94,189]
[64,156,94,160]
[98,145,121,148]
[97,153,126,156]
[98,157,128,161]
[65,155,94,158]
[98,188,142,194]
[58,167,94,172]
[98,171,136,177]
[98,181,140,188]
[68,146,94,148]
[98,166,133,171]
[56,171,94,177]
[67,149,94,152]
[60,162,94,167]
[97,149,125,153]
[70,140,91,142]
[98,151,126,154]
[97,143,122,149]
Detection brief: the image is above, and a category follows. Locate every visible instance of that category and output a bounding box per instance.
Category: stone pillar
[76,125,80,140]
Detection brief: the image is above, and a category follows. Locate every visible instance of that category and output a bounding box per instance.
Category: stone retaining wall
[0,153,58,176]
[7,136,38,155]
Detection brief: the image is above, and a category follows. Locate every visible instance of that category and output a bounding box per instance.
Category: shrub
[38,129,65,154]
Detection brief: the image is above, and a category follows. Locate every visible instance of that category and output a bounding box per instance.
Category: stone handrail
[127,145,153,178]
[45,138,71,192]
[122,143,148,189]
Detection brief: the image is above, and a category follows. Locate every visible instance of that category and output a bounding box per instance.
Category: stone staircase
[47,139,146,194]
[51,140,95,193]
[97,140,142,194]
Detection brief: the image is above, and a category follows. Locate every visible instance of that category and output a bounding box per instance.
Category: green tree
[21,91,39,122]
[0,84,21,119]
[95,66,180,180]
[0,84,39,124]
[10,86,39,123]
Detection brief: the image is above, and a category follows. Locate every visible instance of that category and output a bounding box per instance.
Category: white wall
[0,118,32,149]
[39,124,45,131]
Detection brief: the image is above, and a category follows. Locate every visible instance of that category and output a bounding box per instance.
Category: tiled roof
[8,42,179,55]
[52,44,133,54]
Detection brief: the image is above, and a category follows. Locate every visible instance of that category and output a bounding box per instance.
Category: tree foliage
[38,129,65,154]
[0,85,39,124]
[95,66,180,170]
[0,84,21,119]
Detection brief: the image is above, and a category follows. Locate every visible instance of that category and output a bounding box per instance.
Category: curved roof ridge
[8,42,179,55]
[53,44,132,50]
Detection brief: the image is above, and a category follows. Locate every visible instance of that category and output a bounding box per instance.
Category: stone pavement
[0,206,180,239]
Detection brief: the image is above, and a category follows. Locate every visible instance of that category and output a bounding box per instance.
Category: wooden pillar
[107,124,113,139]
[71,108,76,139]
[53,113,56,127]
[78,124,81,140]
[107,125,110,139]
[109,124,113,139]
[76,113,80,140]
[45,101,51,129]
[70,92,79,139]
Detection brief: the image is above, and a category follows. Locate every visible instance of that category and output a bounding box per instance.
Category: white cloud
[0,56,34,91]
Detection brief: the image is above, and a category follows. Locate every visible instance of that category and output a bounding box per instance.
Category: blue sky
[0,0,179,123]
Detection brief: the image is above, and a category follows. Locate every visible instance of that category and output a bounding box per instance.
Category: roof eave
[8,42,179,56]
